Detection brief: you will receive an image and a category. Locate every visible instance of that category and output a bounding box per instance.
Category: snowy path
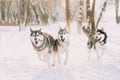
[0,21,120,80]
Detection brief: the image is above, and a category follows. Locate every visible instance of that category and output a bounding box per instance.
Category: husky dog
[88,29,107,60]
[83,27,107,60]
[95,29,107,45]
[53,28,70,65]
[30,29,55,66]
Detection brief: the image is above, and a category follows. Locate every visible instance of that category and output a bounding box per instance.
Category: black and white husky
[88,28,107,60]
[53,28,70,65]
[83,27,107,60]
[30,29,55,66]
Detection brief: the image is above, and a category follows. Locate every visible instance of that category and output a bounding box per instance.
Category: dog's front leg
[57,52,61,64]
[64,49,69,65]
[98,45,106,60]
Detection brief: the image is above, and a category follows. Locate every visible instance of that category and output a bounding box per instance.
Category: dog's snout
[96,36,98,38]
[61,36,63,38]
[34,37,37,40]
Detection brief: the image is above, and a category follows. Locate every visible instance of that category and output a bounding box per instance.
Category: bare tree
[77,0,84,34]
[1,0,6,24]
[90,0,96,36]
[70,0,79,22]
[66,0,71,32]
[115,0,120,24]
[18,0,28,31]
[96,0,108,28]
[86,0,90,26]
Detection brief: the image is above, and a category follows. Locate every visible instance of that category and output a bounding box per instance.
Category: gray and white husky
[30,29,55,66]
[53,28,70,65]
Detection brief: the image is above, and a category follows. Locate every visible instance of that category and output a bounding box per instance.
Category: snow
[0,5,120,80]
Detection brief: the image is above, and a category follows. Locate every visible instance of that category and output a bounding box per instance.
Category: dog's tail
[82,26,90,37]
[53,39,59,53]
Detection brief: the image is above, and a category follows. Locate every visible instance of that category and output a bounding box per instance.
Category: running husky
[30,29,55,66]
[53,28,70,65]
[83,27,107,60]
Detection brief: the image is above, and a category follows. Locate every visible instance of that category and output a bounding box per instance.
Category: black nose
[61,36,63,38]
[34,37,37,40]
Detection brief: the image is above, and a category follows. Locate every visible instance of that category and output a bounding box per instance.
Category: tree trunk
[115,0,120,24]
[77,0,84,34]
[91,0,96,36]
[96,0,108,28]
[66,0,71,32]
[86,0,90,25]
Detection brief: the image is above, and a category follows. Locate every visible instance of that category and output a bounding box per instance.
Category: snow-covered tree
[77,0,84,34]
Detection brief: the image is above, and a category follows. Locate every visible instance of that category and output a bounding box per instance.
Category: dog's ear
[101,27,104,31]
[30,28,33,32]
[64,27,66,30]
[59,26,62,30]
[39,28,42,31]
[38,28,42,34]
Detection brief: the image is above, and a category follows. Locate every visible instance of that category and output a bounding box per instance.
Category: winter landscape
[0,0,120,80]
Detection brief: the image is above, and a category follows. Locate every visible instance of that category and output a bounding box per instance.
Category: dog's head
[58,28,69,42]
[30,29,44,46]
[96,29,105,42]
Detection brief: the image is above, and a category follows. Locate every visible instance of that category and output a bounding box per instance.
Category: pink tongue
[35,41,38,44]
[38,39,43,42]
[61,38,65,41]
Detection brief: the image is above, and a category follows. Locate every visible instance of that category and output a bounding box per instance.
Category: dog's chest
[58,42,68,52]
[35,46,50,53]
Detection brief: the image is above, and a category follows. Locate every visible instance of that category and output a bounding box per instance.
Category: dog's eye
[59,31,62,34]
[32,34,35,36]
[36,33,39,36]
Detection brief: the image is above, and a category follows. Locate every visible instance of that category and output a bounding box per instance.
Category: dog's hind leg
[47,49,54,67]
[47,53,51,67]
[95,49,100,60]
[88,49,91,60]
[98,45,106,59]
[52,53,56,66]
[57,52,61,64]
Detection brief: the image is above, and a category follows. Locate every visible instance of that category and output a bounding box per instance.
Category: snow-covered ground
[0,5,120,80]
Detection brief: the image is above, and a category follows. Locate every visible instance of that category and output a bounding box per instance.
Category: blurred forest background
[0,0,118,29]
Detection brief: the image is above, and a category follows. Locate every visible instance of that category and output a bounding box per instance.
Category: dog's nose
[34,37,37,40]
[61,36,63,38]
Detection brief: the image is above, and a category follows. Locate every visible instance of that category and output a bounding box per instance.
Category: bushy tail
[53,39,59,53]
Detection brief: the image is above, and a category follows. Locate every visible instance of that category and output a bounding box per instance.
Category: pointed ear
[64,27,66,30]
[101,27,104,31]
[39,28,42,31]
[30,28,33,32]
[59,26,62,30]
[38,28,42,34]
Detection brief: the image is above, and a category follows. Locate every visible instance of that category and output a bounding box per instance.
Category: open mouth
[61,37,65,42]
[38,39,43,42]
[35,40,38,44]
